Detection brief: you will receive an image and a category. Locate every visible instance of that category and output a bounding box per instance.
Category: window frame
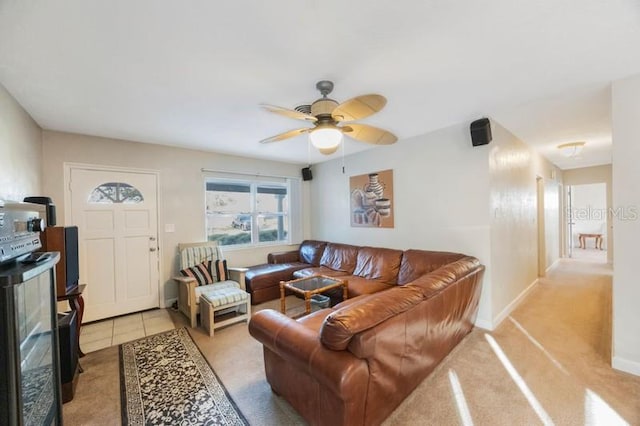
[205,177,293,249]
[88,182,145,204]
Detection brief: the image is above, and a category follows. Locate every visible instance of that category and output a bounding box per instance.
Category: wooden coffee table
[280,275,348,316]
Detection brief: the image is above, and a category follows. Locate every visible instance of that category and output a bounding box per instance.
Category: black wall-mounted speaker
[302,167,313,181]
[470,118,492,146]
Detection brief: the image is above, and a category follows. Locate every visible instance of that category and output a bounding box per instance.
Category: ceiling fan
[259,80,397,155]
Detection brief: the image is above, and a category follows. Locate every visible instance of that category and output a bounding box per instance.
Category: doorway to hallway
[567,183,607,263]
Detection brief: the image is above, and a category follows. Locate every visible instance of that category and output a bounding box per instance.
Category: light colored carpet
[63,260,640,425]
[384,259,637,425]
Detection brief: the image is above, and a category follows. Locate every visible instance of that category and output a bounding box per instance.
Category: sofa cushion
[344,276,394,298]
[352,247,403,285]
[293,266,350,279]
[320,243,359,274]
[268,250,300,264]
[245,262,309,291]
[320,285,425,351]
[299,240,327,266]
[297,308,333,332]
[396,249,466,285]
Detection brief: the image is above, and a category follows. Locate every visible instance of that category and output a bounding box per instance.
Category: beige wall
[41,130,309,305]
[532,153,563,271]
[543,179,562,269]
[0,83,42,201]
[488,123,537,322]
[611,73,640,376]
[488,121,562,325]
[563,165,613,262]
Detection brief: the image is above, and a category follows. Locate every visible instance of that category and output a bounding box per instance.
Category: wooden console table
[578,233,603,250]
[57,284,86,357]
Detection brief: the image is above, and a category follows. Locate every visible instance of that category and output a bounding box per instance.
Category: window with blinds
[205,178,294,247]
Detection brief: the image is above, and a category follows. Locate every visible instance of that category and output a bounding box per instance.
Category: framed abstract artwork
[350,169,394,228]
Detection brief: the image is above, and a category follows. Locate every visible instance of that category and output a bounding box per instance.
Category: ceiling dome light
[557,141,585,158]
[309,125,342,155]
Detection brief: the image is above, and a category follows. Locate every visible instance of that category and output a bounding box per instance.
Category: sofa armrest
[249,309,369,396]
[267,250,300,264]
[228,267,248,291]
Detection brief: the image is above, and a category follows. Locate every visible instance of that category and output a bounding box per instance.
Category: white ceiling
[1,0,639,167]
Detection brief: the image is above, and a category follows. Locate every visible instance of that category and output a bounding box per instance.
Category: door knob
[150,236,156,241]
[150,247,157,252]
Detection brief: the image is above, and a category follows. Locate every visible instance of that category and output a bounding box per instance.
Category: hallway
[571,247,608,264]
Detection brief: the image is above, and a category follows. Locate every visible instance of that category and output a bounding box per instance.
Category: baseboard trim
[474,318,493,331]
[612,356,640,377]
[491,278,539,329]
[546,258,560,273]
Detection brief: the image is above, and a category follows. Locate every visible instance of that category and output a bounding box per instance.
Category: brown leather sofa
[245,240,468,304]
[248,245,484,426]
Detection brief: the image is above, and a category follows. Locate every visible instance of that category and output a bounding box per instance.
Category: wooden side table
[578,233,603,250]
[57,284,86,357]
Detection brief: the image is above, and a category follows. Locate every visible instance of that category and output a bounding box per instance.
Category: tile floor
[79,308,176,353]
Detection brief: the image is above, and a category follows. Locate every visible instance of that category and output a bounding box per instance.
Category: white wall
[611,73,640,376]
[0,83,42,201]
[41,130,309,305]
[563,165,613,262]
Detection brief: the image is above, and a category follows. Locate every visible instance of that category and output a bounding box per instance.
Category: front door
[68,167,159,322]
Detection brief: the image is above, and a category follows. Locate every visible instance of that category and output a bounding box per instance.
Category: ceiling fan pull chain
[341,139,345,174]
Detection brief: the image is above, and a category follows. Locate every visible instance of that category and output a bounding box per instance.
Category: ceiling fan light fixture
[260,81,397,153]
[557,141,586,158]
[309,126,342,154]
[318,145,340,155]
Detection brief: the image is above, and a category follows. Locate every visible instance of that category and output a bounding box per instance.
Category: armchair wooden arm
[228,267,248,291]
[173,275,199,327]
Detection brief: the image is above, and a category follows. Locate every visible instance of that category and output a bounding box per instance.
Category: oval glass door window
[88,182,144,204]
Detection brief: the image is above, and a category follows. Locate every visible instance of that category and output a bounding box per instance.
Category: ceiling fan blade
[259,128,311,144]
[342,123,397,145]
[260,104,317,122]
[331,94,387,122]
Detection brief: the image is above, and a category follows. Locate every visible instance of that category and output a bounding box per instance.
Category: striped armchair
[173,242,248,327]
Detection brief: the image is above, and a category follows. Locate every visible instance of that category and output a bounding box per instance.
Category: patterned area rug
[120,328,247,425]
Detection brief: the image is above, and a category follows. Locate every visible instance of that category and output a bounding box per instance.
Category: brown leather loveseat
[248,243,484,425]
